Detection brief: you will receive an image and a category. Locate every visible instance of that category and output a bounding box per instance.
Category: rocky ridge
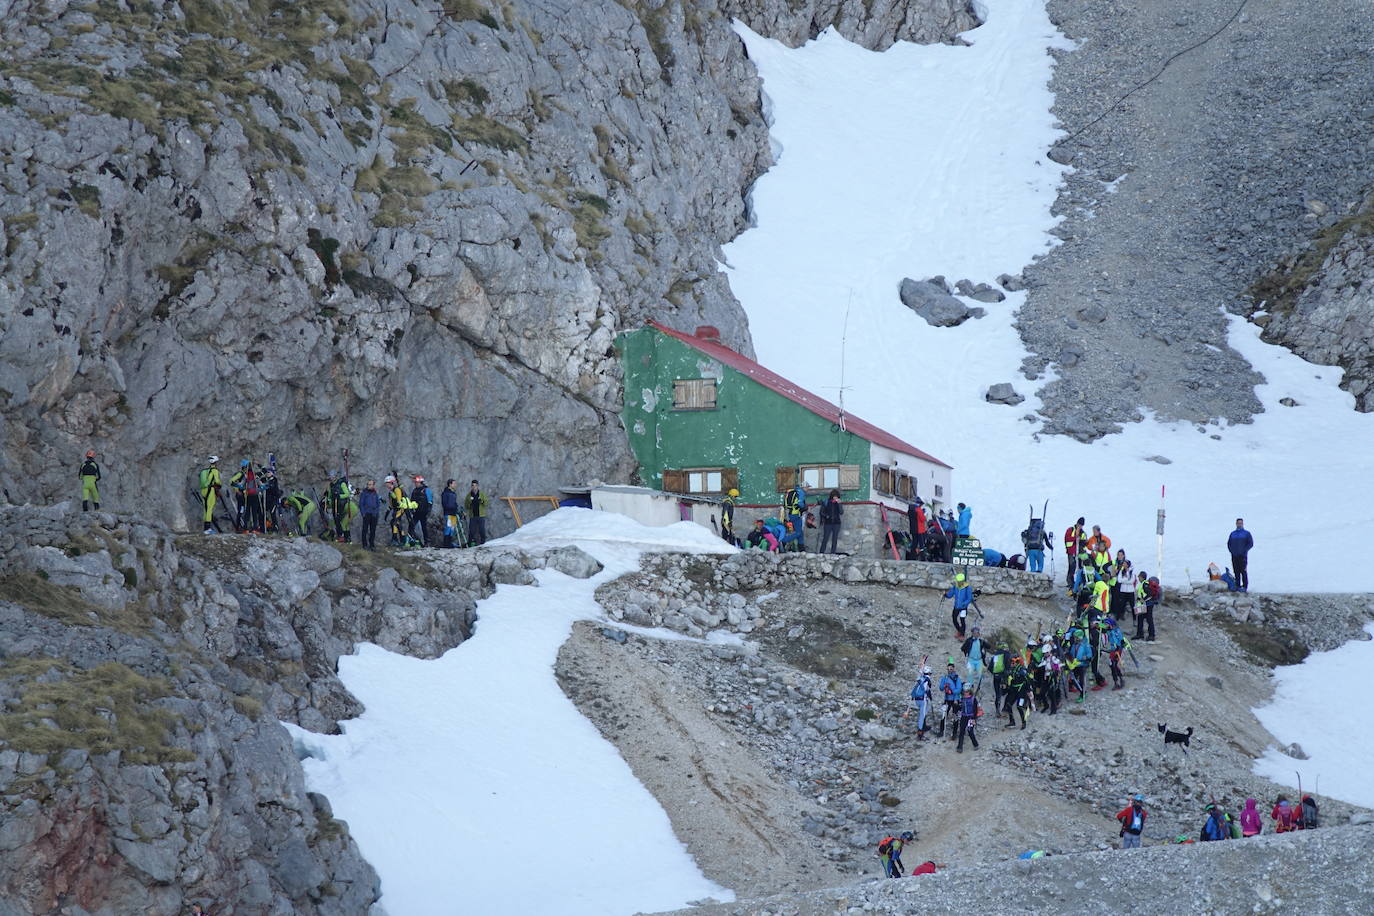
[0,503,598,914]
[0,0,975,526]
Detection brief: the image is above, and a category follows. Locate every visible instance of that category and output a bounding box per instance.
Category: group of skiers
[192,455,492,549]
[1116,793,1318,849]
[1061,517,1162,641]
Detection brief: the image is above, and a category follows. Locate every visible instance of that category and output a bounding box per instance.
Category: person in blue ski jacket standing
[945,571,974,637]
[956,502,972,537]
[910,666,933,740]
[937,663,962,739]
[1227,518,1253,592]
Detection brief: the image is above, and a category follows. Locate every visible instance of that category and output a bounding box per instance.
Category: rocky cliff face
[1251,193,1374,410]
[0,503,602,913]
[0,0,974,528]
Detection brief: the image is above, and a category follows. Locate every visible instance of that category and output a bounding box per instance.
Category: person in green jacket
[281,490,317,537]
[79,449,101,511]
[465,479,490,545]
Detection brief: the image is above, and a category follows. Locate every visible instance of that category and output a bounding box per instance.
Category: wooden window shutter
[722,468,739,492]
[775,466,797,492]
[872,464,883,494]
[662,469,687,493]
[839,464,861,489]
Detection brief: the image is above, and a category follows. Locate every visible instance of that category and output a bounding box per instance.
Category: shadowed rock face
[0,0,975,528]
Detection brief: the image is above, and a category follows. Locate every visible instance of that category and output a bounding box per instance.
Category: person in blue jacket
[1200,804,1230,842]
[983,548,1005,567]
[945,571,973,637]
[358,479,381,550]
[1227,518,1253,592]
[910,667,933,740]
[937,663,962,738]
[961,626,986,686]
[956,502,972,537]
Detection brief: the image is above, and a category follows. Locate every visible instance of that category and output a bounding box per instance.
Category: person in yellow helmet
[945,571,974,638]
[79,449,101,511]
[720,487,739,546]
[199,456,221,534]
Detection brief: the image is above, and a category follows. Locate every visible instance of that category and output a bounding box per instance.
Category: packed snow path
[286,511,734,915]
[724,1,1374,591]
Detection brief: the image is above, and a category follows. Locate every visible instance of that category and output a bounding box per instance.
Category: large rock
[898,278,986,327]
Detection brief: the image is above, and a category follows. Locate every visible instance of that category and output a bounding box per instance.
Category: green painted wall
[616,328,873,504]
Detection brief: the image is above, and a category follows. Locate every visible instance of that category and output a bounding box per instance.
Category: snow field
[723,2,1374,592]
[285,509,734,915]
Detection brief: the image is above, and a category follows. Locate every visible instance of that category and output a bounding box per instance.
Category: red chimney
[694,325,721,344]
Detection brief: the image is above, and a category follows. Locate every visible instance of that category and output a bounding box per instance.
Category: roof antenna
[830,292,853,432]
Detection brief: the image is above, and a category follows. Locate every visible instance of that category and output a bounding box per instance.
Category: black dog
[1158,723,1193,753]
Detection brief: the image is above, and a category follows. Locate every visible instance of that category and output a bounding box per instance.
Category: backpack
[1301,797,1319,829]
[877,837,894,856]
[199,468,213,491]
[1226,812,1241,839]
[1025,518,1044,547]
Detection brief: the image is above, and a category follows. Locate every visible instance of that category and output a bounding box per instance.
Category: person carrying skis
[1200,804,1230,842]
[945,571,973,638]
[229,460,251,529]
[910,666,933,740]
[955,682,981,752]
[937,663,962,739]
[1239,798,1262,837]
[1297,794,1319,830]
[1004,656,1032,729]
[465,480,490,545]
[1271,796,1297,833]
[410,475,432,547]
[1228,518,1253,592]
[1103,617,1127,689]
[200,456,222,534]
[720,488,739,546]
[359,479,381,549]
[79,449,102,511]
[961,626,986,687]
[1022,517,1052,573]
[1064,517,1086,592]
[1116,795,1147,849]
[877,831,913,878]
[261,464,282,534]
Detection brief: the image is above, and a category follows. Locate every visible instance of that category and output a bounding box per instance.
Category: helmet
[240,459,249,468]
[208,455,219,464]
[414,475,425,483]
[900,831,914,841]
[728,488,739,497]
[1026,638,1036,646]
[1105,617,1116,627]
[962,683,973,692]
[385,475,396,483]
[1133,794,1144,803]
[921,666,931,675]
[85,449,95,458]
[955,572,966,583]
[330,469,340,478]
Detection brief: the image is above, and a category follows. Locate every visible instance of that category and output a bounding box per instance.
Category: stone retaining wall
[596,550,1056,637]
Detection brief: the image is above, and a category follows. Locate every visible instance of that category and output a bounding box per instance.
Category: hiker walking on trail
[1103,617,1127,689]
[945,571,973,638]
[79,449,102,511]
[1240,798,1262,837]
[200,456,222,534]
[818,489,843,553]
[359,479,381,550]
[1116,795,1147,849]
[1228,518,1253,592]
[1004,656,1032,729]
[911,666,933,739]
[955,682,981,752]
[961,626,986,686]
[988,644,1011,712]
[937,663,962,739]
[465,480,490,545]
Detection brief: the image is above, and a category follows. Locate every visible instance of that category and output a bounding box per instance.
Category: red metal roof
[647,321,952,469]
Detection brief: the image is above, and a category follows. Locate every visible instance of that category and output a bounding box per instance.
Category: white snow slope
[1252,623,1374,808]
[723,1,1374,592]
[285,510,735,915]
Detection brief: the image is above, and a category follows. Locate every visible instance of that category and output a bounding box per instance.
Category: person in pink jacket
[1240,798,1262,837]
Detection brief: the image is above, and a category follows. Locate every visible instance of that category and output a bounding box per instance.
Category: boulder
[955,279,1006,302]
[985,383,1026,406]
[899,278,986,327]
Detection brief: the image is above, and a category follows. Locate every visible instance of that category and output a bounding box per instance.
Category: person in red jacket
[1271,796,1297,832]
[1116,794,1147,849]
[1064,517,1086,591]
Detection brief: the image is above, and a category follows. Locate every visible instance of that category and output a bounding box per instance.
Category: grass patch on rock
[1216,615,1309,666]
[0,658,194,764]
[770,613,896,679]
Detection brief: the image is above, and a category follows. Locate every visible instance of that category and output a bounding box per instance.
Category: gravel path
[1022,0,1374,439]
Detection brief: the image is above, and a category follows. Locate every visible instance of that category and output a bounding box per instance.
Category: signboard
[952,537,983,566]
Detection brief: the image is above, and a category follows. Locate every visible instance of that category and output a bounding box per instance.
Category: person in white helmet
[199,456,221,533]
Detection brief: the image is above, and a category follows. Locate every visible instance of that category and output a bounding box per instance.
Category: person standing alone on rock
[1116,795,1147,849]
[79,449,101,511]
[956,502,972,538]
[1228,518,1253,592]
[818,489,843,553]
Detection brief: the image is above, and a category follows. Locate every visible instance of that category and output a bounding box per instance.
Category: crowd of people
[188,455,493,550]
[1116,792,1319,849]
